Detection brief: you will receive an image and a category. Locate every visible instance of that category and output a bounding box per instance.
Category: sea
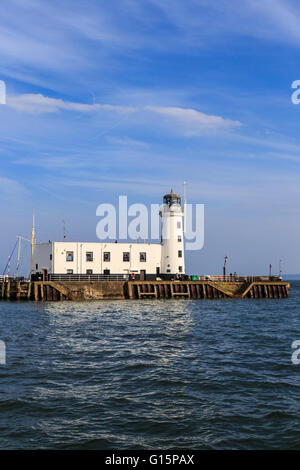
[0,280,299,450]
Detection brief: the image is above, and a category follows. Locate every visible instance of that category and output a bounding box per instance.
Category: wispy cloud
[12,155,88,170]
[6,93,241,135]
[106,136,149,148]
[0,175,27,197]
[148,0,300,47]
[2,0,300,93]
[7,94,136,114]
[244,0,300,44]
[145,105,242,134]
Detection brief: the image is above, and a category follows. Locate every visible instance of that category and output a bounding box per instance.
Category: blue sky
[1,0,300,275]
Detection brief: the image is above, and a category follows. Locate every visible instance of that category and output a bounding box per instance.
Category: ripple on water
[0,282,299,449]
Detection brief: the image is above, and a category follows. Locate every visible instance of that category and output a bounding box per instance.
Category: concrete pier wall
[0,280,290,301]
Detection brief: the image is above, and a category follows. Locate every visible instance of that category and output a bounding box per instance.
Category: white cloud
[5,93,241,135]
[145,105,242,135]
[7,93,137,114]
[106,136,149,147]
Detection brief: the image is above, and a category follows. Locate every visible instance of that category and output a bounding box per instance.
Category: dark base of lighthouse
[0,279,290,301]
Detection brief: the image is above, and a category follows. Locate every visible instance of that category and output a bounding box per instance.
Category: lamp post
[279,260,282,278]
[269,263,272,279]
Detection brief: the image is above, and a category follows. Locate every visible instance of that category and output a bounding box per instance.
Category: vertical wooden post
[283,286,287,298]
[40,283,44,301]
[34,282,38,301]
[186,284,190,298]
[127,282,132,299]
[6,282,10,300]
[158,284,163,298]
[207,284,212,299]
[190,284,194,299]
[27,282,31,300]
[46,285,50,300]
[16,281,21,300]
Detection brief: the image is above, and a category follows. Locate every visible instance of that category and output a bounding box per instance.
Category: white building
[32,190,185,279]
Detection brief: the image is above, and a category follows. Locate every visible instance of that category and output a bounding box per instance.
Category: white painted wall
[33,242,162,275]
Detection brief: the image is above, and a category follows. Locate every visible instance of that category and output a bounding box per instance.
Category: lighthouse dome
[163,189,181,207]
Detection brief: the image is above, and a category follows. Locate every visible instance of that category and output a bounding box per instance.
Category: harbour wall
[0,280,290,301]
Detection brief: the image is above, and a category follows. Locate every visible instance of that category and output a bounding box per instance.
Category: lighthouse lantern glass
[163,193,181,207]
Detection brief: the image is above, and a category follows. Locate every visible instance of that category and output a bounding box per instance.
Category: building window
[103,252,110,262]
[66,251,74,262]
[36,264,38,270]
[123,252,130,262]
[67,269,73,274]
[50,254,52,260]
[167,269,171,273]
[178,235,182,242]
[140,252,146,262]
[104,269,110,275]
[178,250,182,258]
[177,221,181,229]
[86,269,93,275]
[86,252,93,262]
[178,266,183,273]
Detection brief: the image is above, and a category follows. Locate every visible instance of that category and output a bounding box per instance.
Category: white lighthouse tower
[160,189,185,275]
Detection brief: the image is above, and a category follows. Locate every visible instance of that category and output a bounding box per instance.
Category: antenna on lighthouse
[62,220,66,240]
[31,210,36,245]
[30,210,36,276]
[183,181,187,233]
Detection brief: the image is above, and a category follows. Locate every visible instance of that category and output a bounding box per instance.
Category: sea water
[0,281,299,449]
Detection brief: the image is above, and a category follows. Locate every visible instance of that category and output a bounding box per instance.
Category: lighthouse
[160,189,185,275]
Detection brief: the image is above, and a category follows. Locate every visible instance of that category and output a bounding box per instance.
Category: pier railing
[196,275,282,282]
[0,274,283,283]
[48,274,129,282]
[0,275,26,282]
